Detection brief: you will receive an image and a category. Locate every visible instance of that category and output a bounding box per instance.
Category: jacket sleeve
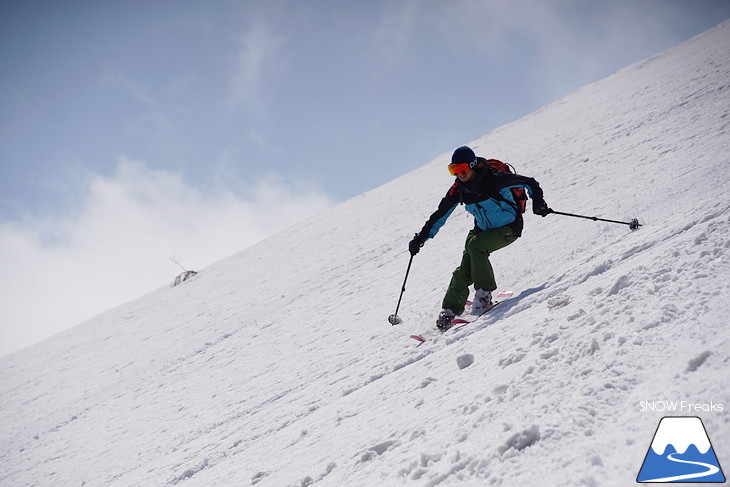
[499,172,545,203]
[416,184,460,241]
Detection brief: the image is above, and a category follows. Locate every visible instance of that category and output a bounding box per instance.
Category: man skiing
[409,145,551,331]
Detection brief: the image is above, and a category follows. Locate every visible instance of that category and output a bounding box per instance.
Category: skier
[409,146,551,330]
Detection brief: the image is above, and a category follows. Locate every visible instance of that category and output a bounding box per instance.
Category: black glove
[532,200,552,217]
[409,233,425,256]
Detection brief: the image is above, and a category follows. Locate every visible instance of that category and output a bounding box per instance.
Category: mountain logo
[637,416,726,483]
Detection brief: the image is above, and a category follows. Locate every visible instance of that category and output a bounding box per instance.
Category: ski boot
[472,289,493,315]
[436,308,456,332]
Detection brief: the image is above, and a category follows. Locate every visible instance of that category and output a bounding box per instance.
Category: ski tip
[495,290,513,300]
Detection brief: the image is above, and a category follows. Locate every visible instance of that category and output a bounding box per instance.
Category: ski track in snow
[1,20,730,487]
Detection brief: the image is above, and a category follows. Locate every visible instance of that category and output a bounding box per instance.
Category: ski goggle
[448,162,471,176]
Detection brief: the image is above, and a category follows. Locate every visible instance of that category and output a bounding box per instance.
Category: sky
[1,0,729,357]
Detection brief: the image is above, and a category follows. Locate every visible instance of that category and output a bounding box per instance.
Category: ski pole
[388,254,414,325]
[549,210,642,230]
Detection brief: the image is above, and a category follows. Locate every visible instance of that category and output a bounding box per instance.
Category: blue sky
[1,0,729,356]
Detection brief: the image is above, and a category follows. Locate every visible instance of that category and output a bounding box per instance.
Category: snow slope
[2,20,729,487]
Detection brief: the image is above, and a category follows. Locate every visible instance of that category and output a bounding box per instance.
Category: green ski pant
[442,226,518,315]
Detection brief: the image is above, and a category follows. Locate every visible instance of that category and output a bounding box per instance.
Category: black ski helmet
[451,146,477,168]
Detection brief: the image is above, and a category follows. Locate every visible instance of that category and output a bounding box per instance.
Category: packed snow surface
[2,20,729,487]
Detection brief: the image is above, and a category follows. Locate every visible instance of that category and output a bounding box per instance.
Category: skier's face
[456,169,475,182]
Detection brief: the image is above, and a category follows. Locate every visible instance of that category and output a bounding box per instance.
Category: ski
[410,334,426,344]
[410,291,513,344]
[450,301,503,331]
[409,317,470,344]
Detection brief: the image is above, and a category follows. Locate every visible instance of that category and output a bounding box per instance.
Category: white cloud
[228,23,285,111]
[0,159,332,357]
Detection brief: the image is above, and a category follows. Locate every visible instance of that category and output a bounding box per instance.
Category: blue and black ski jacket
[416,158,545,240]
